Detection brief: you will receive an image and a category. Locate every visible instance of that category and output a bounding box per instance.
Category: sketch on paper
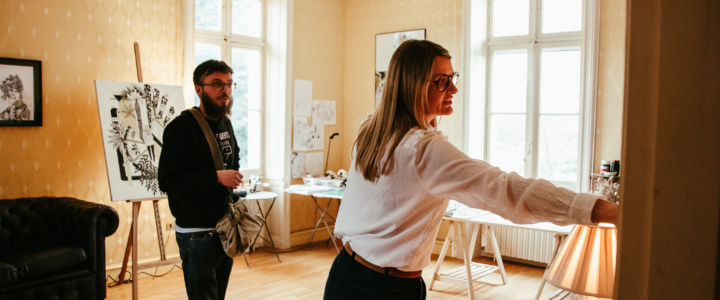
[305,152,324,177]
[291,152,306,178]
[95,80,184,201]
[293,79,312,116]
[312,100,336,125]
[375,29,425,107]
[293,117,324,151]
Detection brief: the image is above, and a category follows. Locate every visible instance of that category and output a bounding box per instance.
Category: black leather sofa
[0,197,119,300]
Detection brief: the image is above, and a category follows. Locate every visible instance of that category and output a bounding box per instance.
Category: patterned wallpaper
[0,0,183,270]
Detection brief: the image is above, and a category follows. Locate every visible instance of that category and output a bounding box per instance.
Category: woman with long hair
[323,40,617,300]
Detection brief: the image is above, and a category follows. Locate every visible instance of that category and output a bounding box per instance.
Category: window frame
[182,0,267,175]
[463,0,600,192]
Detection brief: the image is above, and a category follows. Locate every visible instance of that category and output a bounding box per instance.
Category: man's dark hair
[193,60,234,86]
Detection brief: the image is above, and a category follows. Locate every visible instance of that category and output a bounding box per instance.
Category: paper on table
[285,184,337,194]
[444,200,490,219]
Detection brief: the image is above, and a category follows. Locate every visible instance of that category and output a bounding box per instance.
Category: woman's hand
[591,199,619,224]
[217,170,244,189]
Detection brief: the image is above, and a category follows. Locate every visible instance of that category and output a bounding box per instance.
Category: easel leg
[119,202,142,285]
[132,201,140,300]
[118,218,135,283]
[152,200,166,261]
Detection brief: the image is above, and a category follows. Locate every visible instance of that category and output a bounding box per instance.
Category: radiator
[480,225,558,266]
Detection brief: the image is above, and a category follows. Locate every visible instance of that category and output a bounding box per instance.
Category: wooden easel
[116,42,181,300]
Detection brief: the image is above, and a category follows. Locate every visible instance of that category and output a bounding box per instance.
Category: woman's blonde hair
[354,39,451,181]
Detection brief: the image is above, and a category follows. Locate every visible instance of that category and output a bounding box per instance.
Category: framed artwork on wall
[0,58,42,126]
[375,29,426,107]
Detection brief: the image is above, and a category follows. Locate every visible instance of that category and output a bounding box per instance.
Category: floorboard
[106,242,561,299]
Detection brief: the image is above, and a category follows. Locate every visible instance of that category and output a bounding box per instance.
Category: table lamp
[544,223,617,299]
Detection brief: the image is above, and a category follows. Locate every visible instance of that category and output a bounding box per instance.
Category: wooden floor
[106,242,560,299]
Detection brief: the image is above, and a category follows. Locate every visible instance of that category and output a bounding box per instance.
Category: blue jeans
[323,247,426,300]
[176,231,234,300]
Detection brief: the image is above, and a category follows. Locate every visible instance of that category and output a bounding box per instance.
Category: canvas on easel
[95,80,184,202]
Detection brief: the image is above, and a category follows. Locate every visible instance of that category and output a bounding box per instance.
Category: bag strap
[189,108,236,205]
[189,107,224,171]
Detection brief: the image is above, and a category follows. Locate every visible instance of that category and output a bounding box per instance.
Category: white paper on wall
[293,118,324,151]
[291,152,306,178]
[312,100,336,125]
[293,79,312,116]
[305,152,324,177]
[95,80,184,201]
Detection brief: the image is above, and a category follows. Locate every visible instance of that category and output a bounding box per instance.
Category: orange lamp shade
[545,224,618,298]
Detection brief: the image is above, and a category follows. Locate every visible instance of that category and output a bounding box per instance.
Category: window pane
[542,0,582,34]
[539,48,581,114]
[537,115,578,181]
[492,0,529,37]
[231,48,262,109]
[488,114,526,176]
[230,111,261,170]
[193,43,222,105]
[196,0,222,32]
[490,50,527,113]
[232,0,262,38]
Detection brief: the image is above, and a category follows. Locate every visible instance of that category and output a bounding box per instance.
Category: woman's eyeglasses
[431,72,459,92]
[200,81,237,91]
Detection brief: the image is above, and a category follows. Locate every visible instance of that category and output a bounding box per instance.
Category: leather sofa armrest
[48,198,119,271]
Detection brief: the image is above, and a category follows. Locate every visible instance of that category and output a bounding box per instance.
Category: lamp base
[547,290,612,300]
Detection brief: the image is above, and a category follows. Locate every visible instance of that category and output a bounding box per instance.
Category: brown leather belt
[344,243,422,279]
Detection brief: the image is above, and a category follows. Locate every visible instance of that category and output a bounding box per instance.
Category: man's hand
[217,170,244,189]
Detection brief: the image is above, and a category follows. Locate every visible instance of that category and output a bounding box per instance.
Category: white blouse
[334,127,600,272]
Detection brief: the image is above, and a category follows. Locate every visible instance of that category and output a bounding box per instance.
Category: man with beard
[158,59,241,300]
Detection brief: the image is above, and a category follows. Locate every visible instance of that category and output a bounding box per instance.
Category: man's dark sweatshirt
[158,108,240,229]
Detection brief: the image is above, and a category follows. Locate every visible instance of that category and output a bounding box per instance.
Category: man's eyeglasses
[431,72,459,92]
[200,81,237,91]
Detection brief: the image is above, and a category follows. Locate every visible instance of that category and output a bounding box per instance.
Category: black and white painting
[375,29,426,107]
[95,79,184,202]
[0,58,42,126]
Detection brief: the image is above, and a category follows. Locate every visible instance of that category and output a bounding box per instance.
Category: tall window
[466,0,598,191]
[186,0,264,172]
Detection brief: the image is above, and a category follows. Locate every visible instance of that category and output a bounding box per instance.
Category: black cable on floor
[106,264,183,287]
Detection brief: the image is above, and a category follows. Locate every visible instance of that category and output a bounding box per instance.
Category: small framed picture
[0,57,42,126]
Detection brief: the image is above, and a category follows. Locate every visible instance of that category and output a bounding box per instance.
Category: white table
[239,191,281,268]
[430,206,573,300]
[285,185,344,252]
